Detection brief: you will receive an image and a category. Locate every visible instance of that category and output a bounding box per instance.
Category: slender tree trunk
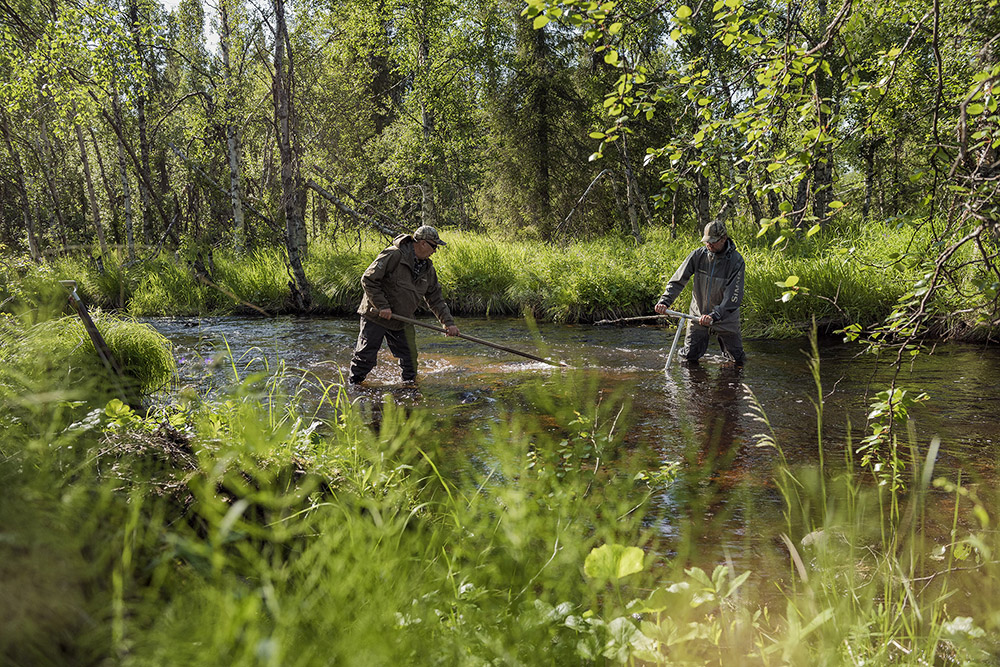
[862,137,883,221]
[762,170,781,218]
[812,155,834,223]
[417,13,436,227]
[75,122,109,257]
[892,137,901,214]
[695,169,710,230]
[220,0,247,252]
[128,0,156,244]
[36,125,69,253]
[792,176,810,228]
[88,126,122,248]
[1,111,40,262]
[273,0,311,310]
[620,133,647,243]
[117,137,136,262]
[745,176,763,226]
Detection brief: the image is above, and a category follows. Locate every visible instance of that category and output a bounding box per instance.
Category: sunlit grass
[0,219,960,337]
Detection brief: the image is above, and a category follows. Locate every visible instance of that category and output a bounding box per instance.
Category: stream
[146,315,1000,577]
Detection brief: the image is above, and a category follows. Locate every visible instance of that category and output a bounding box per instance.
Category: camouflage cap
[701,220,728,243]
[413,225,446,246]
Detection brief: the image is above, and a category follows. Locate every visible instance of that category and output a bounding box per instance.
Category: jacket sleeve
[710,255,745,322]
[657,250,698,309]
[423,268,455,327]
[361,248,399,311]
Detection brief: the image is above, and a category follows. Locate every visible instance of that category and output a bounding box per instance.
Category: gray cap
[701,220,728,243]
[413,225,446,246]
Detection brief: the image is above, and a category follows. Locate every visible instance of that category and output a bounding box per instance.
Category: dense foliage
[1,0,997,342]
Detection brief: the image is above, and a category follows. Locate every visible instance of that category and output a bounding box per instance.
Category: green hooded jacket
[357,234,455,331]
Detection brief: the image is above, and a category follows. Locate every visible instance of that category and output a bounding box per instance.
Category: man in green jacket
[349,225,459,385]
[654,219,746,367]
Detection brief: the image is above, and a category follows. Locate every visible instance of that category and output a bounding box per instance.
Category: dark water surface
[146,315,1000,573]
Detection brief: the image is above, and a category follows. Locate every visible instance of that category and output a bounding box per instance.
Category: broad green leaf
[533,14,550,29]
[604,51,619,65]
[828,200,845,209]
[676,4,692,19]
[584,544,645,581]
[589,131,606,139]
[806,224,821,237]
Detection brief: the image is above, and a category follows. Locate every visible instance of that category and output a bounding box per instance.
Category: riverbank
[4,222,996,341]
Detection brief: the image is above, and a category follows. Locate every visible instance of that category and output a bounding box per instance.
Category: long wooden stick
[388,313,569,367]
[595,309,697,326]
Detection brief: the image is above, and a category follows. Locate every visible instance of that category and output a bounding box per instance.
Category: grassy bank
[3,220,966,339]
[1,317,997,664]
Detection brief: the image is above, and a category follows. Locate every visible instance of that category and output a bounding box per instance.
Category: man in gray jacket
[654,220,745,366]
[349,225,459,384]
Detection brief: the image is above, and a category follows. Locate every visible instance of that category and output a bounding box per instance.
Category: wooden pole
[594,309,698,326]
[60,280,125,378]
[387,313,569,367]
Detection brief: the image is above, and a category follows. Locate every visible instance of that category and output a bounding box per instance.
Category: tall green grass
[0,221,965,337]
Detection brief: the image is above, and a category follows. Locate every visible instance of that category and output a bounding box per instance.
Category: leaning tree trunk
[273,0,311,310]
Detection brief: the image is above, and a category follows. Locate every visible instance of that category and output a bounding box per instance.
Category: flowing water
[147,315,1000,578]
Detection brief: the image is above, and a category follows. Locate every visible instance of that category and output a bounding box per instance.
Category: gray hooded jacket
[657,239,745,333]
[357,234,455,332]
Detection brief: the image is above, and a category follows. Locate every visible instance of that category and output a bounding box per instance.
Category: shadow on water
[146,315,1000,573]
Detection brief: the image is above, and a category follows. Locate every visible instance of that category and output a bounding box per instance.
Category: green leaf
[608,22,623,35]
[806,224,821,237]
[584,544,645,581]
[604,51,619,65]
[676,4,692,19]
[589,131,606,139]
[968,103,985,115]
[533,14,550,29]
[827,200,845,209]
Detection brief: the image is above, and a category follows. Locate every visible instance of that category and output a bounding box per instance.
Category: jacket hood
[393,234,414,248]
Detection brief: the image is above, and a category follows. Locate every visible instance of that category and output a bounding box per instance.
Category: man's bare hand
[654,303,668,315]
[445,325,459,337]
[698,314,713,326]
[379,308,392,320]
